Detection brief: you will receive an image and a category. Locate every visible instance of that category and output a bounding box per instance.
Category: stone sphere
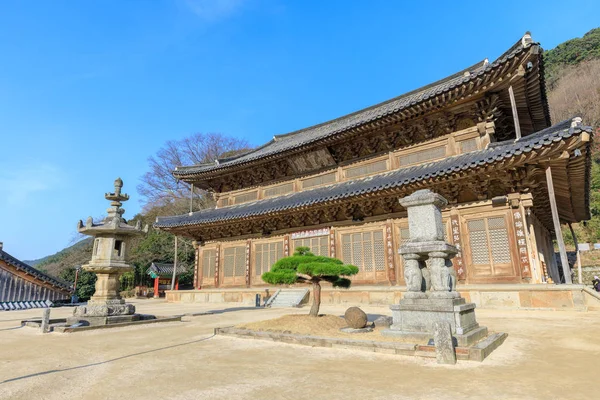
[344,307,368,329]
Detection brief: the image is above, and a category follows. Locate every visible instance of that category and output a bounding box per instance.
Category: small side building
[0,243,71,302]
[147,263,186,298]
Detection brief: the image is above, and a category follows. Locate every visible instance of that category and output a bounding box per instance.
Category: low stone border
[21,316,183,333]
[215,327,507,362]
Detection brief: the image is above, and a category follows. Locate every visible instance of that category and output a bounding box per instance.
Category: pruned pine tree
[262,247,359,317]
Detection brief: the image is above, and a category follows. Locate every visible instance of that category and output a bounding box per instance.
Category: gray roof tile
[156,118,590,229]
[174,39,530,178]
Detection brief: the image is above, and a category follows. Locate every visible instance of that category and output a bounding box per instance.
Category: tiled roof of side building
[155,118,591,229]
[147,262,187,277]
[174,35,534,178]
[0,249,72,290]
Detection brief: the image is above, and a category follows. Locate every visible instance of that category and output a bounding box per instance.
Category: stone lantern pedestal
[68,178,148,327]
[382,190,487,347]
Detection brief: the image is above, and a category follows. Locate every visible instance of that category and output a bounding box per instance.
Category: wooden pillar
[245,240,252,288]
[193,241,202,290]
[329,229,336,259]
[214,244,221,288]
[283,235,290,257]
[449,211,466,282]
[545,165,572,284]
[385,222,397,284]
[508,85,522,140]
[153,277,159,298]
[568,223,583,284]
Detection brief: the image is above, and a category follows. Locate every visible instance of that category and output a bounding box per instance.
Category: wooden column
[568,223,583,284]
[385,223,397,284]
[545,165,572,284]
[153,277,159,298]
[329,229,336,259]
[214,244,221,288]
[283,235,290,257]
[449,212,466,281]
[245,240,251,288]
[193,241,202,290]
[508,85,522,140]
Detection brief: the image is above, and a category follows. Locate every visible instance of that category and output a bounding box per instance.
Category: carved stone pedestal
[382,297,488,347]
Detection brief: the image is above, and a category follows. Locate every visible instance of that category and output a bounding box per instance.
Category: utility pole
[171,235,178,290]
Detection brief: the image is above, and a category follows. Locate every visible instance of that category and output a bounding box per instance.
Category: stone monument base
[70,299,138,326]
[381,297,488,347]
[66,314,141,327]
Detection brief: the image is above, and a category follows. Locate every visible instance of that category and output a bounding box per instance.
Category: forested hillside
[33,28,600,298]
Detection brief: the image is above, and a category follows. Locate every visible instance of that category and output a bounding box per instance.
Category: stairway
[267,288,309,308]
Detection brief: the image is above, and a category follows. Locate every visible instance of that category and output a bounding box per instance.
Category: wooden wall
[195,195,550,289]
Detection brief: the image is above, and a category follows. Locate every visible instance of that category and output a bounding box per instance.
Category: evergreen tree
[262,247,359,317]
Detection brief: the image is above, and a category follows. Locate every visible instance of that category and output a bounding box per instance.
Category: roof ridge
[173,35,535,178]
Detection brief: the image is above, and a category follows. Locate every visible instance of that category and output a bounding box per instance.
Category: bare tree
[548,59,600,131]
[138,132,250,216]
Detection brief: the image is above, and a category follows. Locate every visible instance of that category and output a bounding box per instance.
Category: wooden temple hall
[155,33,593,290]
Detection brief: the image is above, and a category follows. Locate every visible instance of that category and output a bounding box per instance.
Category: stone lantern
[70,178,148,325]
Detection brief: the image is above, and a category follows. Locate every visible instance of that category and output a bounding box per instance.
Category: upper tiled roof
[0,249,72,290]
[174,36,534,179]
[156,118,591,229]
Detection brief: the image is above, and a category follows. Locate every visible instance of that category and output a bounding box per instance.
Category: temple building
[155,33,593,292]
[0,242,71,302]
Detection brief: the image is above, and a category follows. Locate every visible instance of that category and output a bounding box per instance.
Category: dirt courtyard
[0,299,598,400]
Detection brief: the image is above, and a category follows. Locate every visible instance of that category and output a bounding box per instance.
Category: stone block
[530,291,573,309]
[369,291,394,305]
[374,315,393,328]
[433,321,456,365]
[518,291,532,308]
[479,291,520,308]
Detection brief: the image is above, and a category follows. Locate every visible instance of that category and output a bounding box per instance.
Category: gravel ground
[0,299,599,399]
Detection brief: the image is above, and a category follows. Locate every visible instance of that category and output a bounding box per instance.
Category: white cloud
[183,0,246,21]
[0,164,62,207]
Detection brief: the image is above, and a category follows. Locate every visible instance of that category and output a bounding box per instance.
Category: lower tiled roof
[0,250,72,290]
[155,118,591,229]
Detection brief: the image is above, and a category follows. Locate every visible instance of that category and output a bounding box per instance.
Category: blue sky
[1,0,598,261]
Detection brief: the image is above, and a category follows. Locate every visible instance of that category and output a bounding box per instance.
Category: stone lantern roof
[77,177,148,237]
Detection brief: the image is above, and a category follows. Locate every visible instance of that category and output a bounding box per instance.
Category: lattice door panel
[222,246,246,286]
[253,242,284,284]
[293,236,328,256]
[341,230,386,282]
[466,215,514,278]
[201,249,216,286]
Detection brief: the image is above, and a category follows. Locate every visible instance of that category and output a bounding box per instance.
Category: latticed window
[459,138,479,153]
[202,249,216,279]
[293,236,328,256]
[254,242,284,276]
[233,191,258,205]
[344,160,388,179]
[218,197,230,207]
[223,246,246,277]
[341,231,386,274]
[467,216,512,276]
[398,145,446,167]
[301,172,336,189]
[263,183,294,198]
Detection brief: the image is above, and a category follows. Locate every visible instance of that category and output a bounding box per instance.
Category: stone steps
[268,289,309,308]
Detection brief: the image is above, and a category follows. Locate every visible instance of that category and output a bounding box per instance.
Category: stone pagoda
[70,178,148,326]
